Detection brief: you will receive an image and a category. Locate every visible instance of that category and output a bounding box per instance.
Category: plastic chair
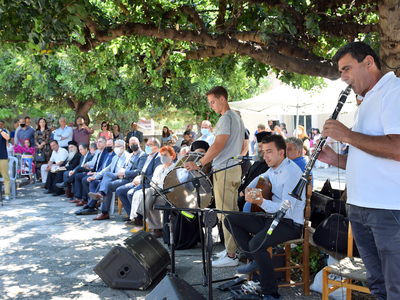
[109,192,124,215]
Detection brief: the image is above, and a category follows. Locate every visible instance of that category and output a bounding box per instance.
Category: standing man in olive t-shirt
[185,86,245,267]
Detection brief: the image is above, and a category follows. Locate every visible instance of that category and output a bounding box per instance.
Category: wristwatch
[195,161,202,168]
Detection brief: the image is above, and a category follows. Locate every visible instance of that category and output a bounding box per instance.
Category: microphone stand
[154,161,273,300]
[154,205,271,300]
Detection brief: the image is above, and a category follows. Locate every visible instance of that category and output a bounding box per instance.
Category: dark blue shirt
[0,129,8,159]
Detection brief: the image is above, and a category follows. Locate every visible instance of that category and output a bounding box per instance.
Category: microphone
[161,187,175,194]
[231,155,256,160]
[267,200,291,236]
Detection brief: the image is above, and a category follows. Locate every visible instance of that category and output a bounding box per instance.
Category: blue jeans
[350,205,400,300]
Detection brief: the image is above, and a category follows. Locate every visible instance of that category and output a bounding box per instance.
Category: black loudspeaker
[94,231,171,290]
[146,275,206,300]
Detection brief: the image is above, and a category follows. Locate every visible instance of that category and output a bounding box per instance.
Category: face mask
[114,147,122,156]
[20,124,26,128]
[130,144,139,152]
[145,145,153,154]
[201,128,209,136]
[160,155,171,164]
[297,129,302,135]
[106,146,113,153]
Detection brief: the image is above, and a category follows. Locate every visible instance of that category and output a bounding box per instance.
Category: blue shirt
[248,158,305,225]
[0,129,8,159]
[292,156,313,187]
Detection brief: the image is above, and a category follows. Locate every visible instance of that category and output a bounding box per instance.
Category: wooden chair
[248,175,312,295]
[322,223,370,299]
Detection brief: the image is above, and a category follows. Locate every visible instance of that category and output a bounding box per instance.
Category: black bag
[35,150,46,162]
[313,213,358,257]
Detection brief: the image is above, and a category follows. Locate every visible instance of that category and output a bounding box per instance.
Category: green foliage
[1,0,381,122]
[291,244,327,275]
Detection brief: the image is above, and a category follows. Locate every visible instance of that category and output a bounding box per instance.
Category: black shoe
[56,182,69,189]
[52,192,62,196]
[122,217,131,222]
[76,207,98,215]
[44,190,53,194]
[75,205,90,215]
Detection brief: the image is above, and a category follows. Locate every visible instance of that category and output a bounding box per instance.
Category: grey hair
[115,139,125,147]
[148,137,160,148]
[285,137,303,152]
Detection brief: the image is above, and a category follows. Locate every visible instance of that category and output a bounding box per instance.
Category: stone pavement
[0,166,346,300]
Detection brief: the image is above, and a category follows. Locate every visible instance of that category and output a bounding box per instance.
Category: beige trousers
[213,165,241,255]
[0,159,10,196]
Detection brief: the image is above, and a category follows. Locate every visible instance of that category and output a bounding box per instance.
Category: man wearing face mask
[121,137,162,226]
[72,117,94,145]
[87,137,147,220]
[15,116,35,146]
[197,120,214,146]
[237,131,271,211]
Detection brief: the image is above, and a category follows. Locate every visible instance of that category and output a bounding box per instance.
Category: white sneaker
[4,196,10,202]
[215,249,227,258]
[212,254,239,267]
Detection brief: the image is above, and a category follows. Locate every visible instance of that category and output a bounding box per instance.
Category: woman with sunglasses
[97,121,113,140]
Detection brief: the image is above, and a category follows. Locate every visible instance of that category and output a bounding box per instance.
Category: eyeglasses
[146,144,155,147]
[102,125,107,127]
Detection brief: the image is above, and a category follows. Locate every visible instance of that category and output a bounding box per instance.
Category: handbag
[35,150,46,162]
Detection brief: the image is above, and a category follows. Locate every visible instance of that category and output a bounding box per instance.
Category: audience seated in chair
[74,138,114,215]
[44,140,81,196]
[86,137,147,221]
[56,142,93,201]
[121,137,162,227]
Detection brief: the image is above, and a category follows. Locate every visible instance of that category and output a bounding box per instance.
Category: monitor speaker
[93,231,171,290]
[146,275,206,300]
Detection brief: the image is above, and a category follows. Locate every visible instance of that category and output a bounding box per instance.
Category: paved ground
[0,166,347,300]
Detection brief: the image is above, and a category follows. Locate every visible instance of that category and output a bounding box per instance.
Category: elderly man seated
[225,135,305,300]
[41,140,68,185]
[285,137,313,186]
[44,141,81,196]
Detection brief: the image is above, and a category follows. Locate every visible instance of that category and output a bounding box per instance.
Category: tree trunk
[65,95,94,125]
[378,0,400,76]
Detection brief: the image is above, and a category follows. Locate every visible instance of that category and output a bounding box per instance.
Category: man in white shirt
[319,42,400,300]
[197,120,214,145]
[41,140,68,184]
[53,117,73,149]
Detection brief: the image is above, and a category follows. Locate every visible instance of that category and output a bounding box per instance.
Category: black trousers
[225,214,302,295]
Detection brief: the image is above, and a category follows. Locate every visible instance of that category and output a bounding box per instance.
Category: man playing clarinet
[320,42,400,299]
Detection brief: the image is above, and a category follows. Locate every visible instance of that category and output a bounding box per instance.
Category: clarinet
[289,85,352,201]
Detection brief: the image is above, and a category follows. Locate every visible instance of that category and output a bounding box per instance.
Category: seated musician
[238,131,271,211]
[224,134,305,300]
